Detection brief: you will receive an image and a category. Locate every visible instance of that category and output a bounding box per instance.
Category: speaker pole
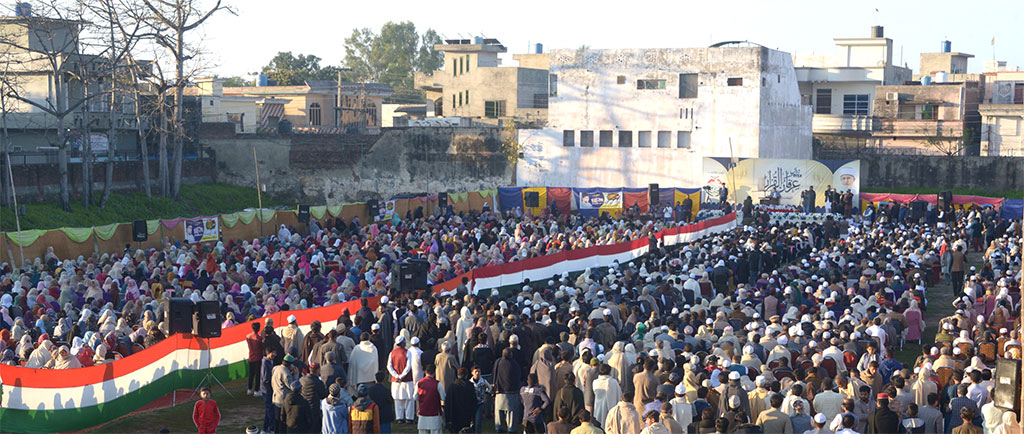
[187,336,233,402]
[253,145,265,239]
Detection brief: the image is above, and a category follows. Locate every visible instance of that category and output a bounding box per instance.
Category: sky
[200,0,1024,79]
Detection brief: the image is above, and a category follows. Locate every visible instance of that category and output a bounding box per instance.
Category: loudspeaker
[938,191,953,211]
[165,298,195,335]
[297,205,310,223]
[392,259,429,292]
[993,359,1021,411]
[649,184,660,206]
[132,220,148,242]
[439,192,448,208]
[367,199,379,217]
[192,300,222,338]
[910,201,927,221]
[524,191,540,208]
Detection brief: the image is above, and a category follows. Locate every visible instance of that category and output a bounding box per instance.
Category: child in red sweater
[192,387,221,434]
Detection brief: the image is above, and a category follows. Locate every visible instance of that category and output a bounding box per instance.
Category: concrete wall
[830,154,1024,192]
[205,127,510,203]
[518,46,811,188]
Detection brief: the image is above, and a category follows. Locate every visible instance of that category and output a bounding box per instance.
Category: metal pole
[253,145,264,238]
[6,151,24,267]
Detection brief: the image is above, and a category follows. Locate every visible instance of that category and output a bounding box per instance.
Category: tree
[0,0,102,211]
[922,125,975,156]
[342,21,442,89]
[139,0,232,199]
[222,75,248,86]
[261,52,337,86]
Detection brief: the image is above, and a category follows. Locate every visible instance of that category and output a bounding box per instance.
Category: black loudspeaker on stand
[297,205,310,223]
[649,183,660,206]
[439,192,448,208]
[992,359,1020,412]
[524,191,540,208]
[165,299,231,405]
[132,220,148,242]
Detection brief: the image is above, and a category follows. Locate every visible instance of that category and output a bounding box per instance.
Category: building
[978,61,1024,156]
[223,80,392,134]
[187,77,290,134]
[870,44,984,155]
[0,11,148,155]
[517,45,812,188]
[793,26,912,149]
[414,38,549,125]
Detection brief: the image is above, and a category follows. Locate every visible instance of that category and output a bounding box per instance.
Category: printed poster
[578,191,623,210]
[184,217,219,243]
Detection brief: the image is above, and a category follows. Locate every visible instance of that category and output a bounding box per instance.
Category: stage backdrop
[702,158,859,207]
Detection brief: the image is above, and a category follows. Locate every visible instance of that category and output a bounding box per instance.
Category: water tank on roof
[473,36,483,45]
[941,40,951,53]
[935,71,948,83]
[257,73,268,87]
[870,26,884,38]
[15,2,31,16]
[535,43,543,54]
[921,76,932,85]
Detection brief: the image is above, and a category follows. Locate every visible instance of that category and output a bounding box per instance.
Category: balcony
[812,114,876,134]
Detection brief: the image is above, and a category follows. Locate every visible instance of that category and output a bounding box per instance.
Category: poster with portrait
[702,158,860,207]
[184,217,219,243]
[578,191,623,210]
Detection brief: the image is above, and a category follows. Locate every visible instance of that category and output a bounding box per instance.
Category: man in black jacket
[864,394,899,434]
[493,348,522,433]
[283,380,312,433]
[367,371,395,431]
[299,366,327,432]
[445,368,478,433]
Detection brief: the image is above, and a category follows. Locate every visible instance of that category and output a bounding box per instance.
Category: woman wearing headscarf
[26,340,53,368]
[46,345,82,369]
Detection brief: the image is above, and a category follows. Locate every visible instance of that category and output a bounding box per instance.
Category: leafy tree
[261,52,338,86]
[223,76,249,86]
[343,21,442,89]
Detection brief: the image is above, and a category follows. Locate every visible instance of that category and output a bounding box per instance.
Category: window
[549,74,558,96]
[677,131,691,149]
[842,94,870,115]
[484,100,506,118]
[920,104,937,120]
[637,79,666,90]
[308,102,321,126]
[727,77,743,86]
[762,77,767,87]
[580,130,594,147]
[678,73,698,98]
[617,75,626,85]
[599,130,613,147]
[458,92,462,107]
[658,131,672,148]
[533,94,548,108]
[465,90,469,105]
[457,57,462,75]
[815,89,832,114]
[638,131,652,147]
[465,55,469,73]
[618,130,633,147]
[452,95,456,109]
[563,130,575,147]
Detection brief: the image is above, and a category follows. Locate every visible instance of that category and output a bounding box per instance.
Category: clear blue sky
[202,0,1023,78]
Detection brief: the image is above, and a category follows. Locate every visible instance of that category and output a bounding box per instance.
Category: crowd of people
[0,198,1021,434]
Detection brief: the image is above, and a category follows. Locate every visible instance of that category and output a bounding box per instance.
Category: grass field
[0,184,285,231]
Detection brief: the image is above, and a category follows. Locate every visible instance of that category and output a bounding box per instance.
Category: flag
[991,37,995,45]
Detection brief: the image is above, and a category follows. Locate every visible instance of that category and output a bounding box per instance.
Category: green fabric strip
[59,227,94,243]
[220,212,241,228]
[0,360,249,433]
[94,223,120,241]
[147,220,160,234]
[258,209,275,223]
[310,205,327,220]
[5,230,45,247]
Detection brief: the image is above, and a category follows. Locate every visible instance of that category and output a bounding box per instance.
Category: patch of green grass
[862,186,1024,200]
[0,184,285,231]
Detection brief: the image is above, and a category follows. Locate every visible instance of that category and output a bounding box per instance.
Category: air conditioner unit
[886,92,900,101]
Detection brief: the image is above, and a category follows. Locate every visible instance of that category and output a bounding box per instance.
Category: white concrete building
[793,26,911,147]
[979,63,1024,156]
[517,45,812,188]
